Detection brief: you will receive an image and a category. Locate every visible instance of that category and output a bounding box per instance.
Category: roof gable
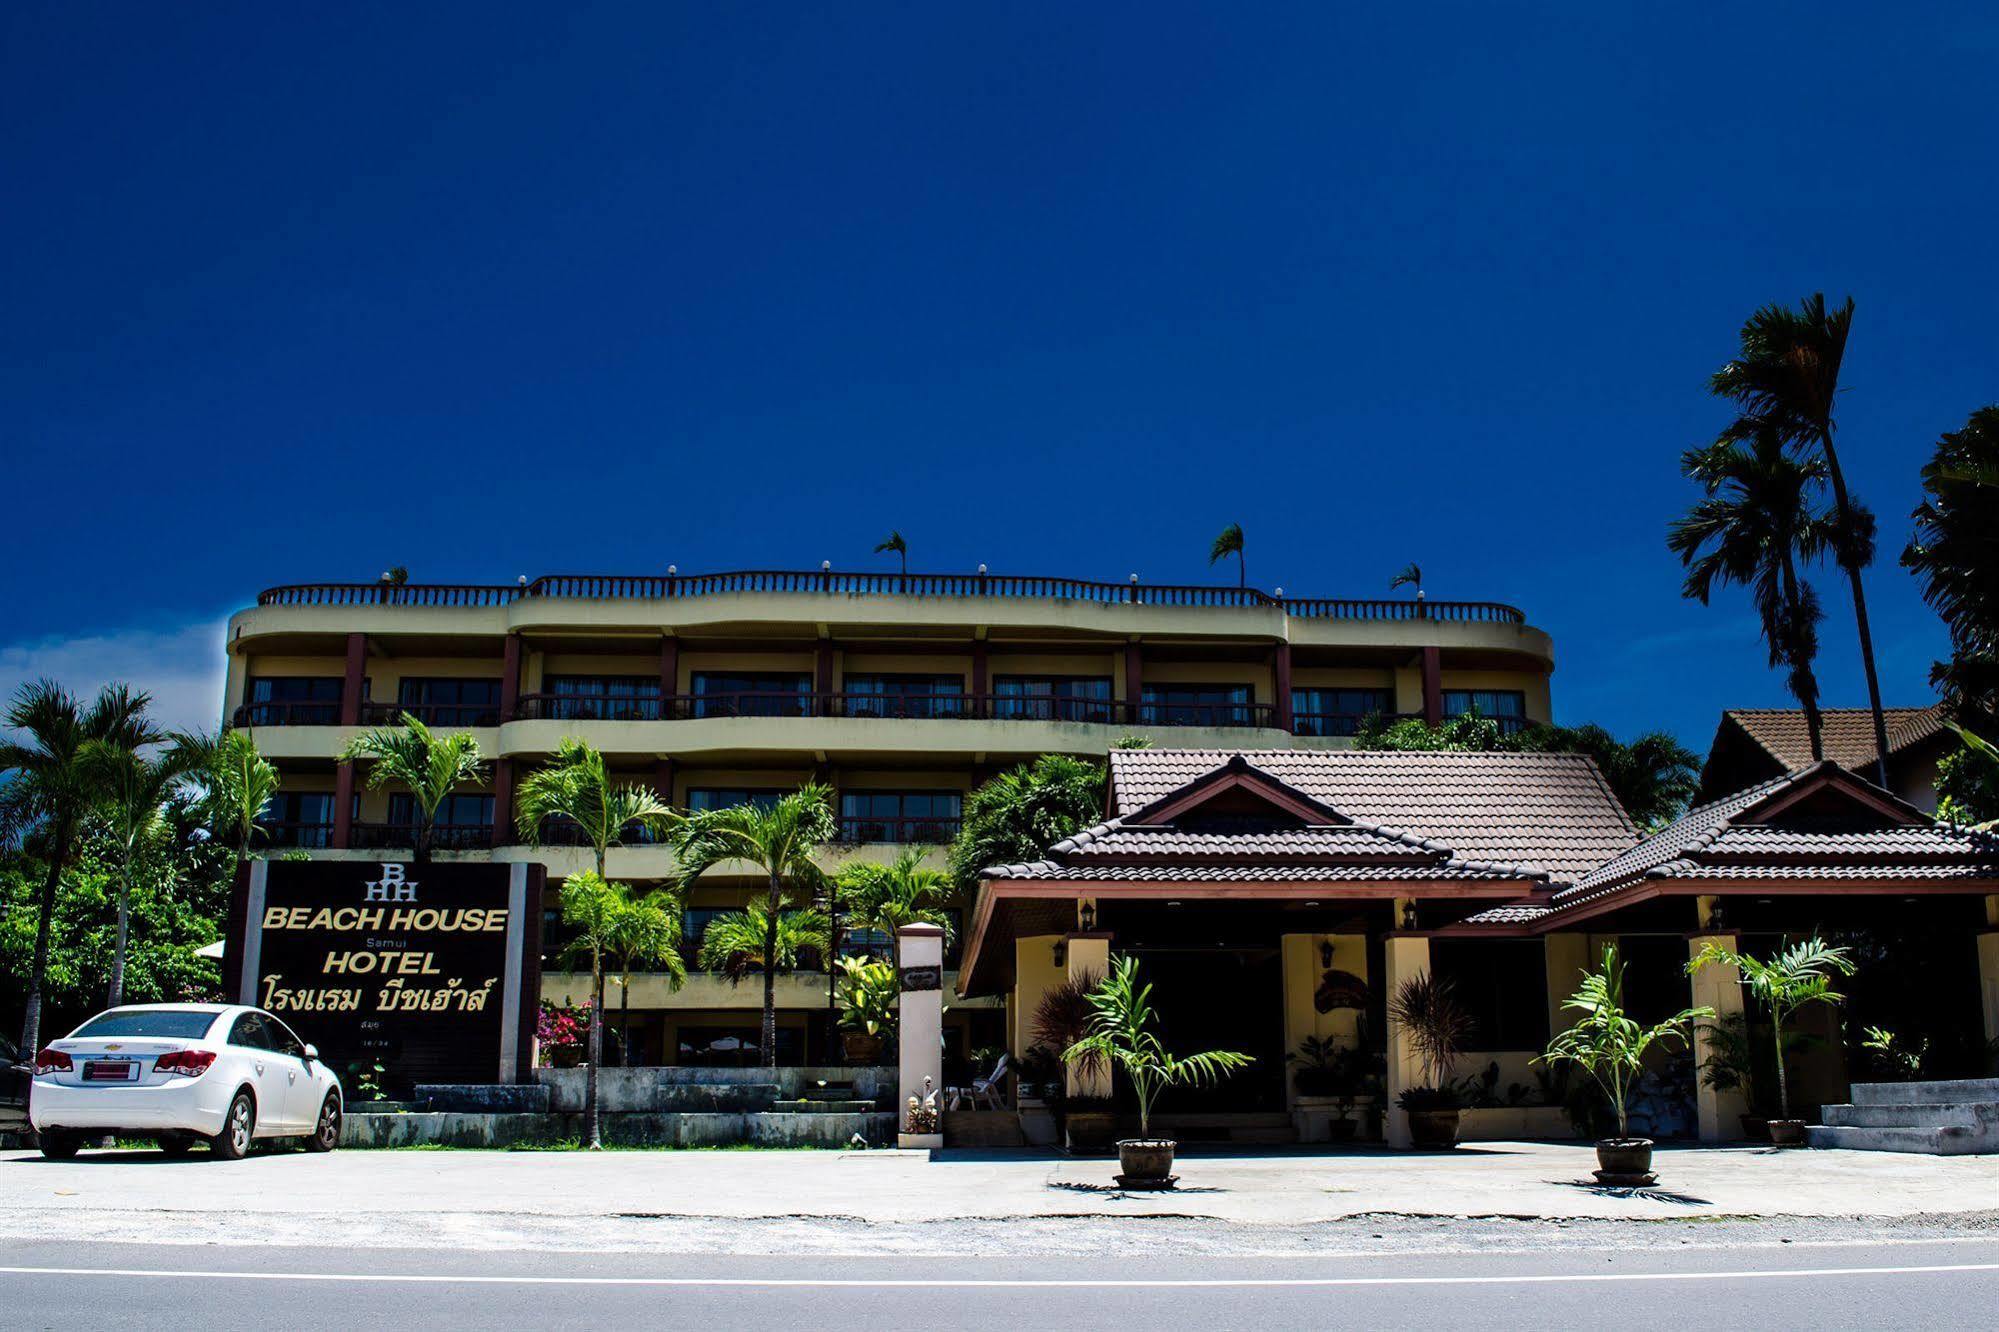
[1124,755,1352,829]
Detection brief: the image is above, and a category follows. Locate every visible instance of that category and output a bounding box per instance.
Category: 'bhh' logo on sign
[363,864,419,903]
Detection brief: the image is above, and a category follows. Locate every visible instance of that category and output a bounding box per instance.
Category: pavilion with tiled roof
[1697,704,1954,808]
[963,748,1999,1148]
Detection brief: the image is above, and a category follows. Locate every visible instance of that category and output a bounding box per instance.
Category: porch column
[1544,933,1590,1036]
[1382,934,1431,1149]
[1689,933,1749,1143]
[1065,930,1113,1099]
[1273,642,1294,733]
[1419,646,1442,725]
[1979,898,1999,1050]
[897,922,946,1149]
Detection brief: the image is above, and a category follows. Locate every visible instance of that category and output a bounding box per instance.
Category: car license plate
[82,1060,136,1082]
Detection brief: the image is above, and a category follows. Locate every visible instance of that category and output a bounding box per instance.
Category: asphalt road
[4,1237,1997,1329]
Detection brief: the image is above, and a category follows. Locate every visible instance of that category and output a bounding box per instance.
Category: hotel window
[1291,687,1394,737]
[993,675,1114,722]
[243,676,345,726]
[387,792,495,830]
[684,788,788,814]
[1430,940,1549,1051]
[544,675,662,721]
[396,678,502,726]
[838,790,963,843]
[677,1024,802,1067]
[258,792,342,848]
[680,907,736,968]
[1139,683,1255,726]
[842,674,965,719]
[1443,689,1528,734]
[689,672,812,718]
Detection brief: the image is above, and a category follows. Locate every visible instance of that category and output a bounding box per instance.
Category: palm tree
[946,755,1105,889]
[1208,523,1246,588]
[1689,936,1855,1122]
[82,734,201,1008]
[184,728,283,862]
[0,680,154,1054]
[606,886,686,1072]
[340,713,486,863]
[1709,295,1889,783]
[696,900,830,981]
[514,737,673,878]
[836,847,954,966]
[555,871,651,1148]
[1670,431,1842,762]
[1389,562,1423,597]
[1903,406,1999,716]
[673,786,837,1067]
[873,531,908,576]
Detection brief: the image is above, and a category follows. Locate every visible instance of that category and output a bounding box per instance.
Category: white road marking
[0,1262,1995,1288]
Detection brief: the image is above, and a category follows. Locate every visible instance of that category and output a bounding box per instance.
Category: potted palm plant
[1540,944,1714,1183]
[1033,972,1114,1153]
[1387,973,1474,1148]
[1063,956,1252,1187]
[1689,936,1855,1145]
[835,956,899,1063]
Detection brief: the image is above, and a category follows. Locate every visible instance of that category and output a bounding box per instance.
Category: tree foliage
[1903,405,1999,717]
[835,846,954,961]
[1063,955,1252,1138]
[947,755,1106,887]
[1539,945,1713,1139]
[1688,935,1854,1120]
[340,713,486,862]
[515,737,672,877]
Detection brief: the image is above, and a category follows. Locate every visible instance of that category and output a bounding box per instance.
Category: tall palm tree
[607,887,686,1068]
[340,713,486,863]
[1903,406,1999,716]
[836,847,955,966]
[873,531,908,576]
[556,870,662,1148]
[696,900,830,981]
[183,728,283,862]
[1208,522,1246,588]
[514,737,673,878]
[1670,432,1842,762]
[1709,294,1889,783]
[673,785,836,1067]
[82,734,201,1008]
[0,681,154,1054]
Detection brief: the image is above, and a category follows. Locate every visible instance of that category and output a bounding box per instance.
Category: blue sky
[4,4,1993,746]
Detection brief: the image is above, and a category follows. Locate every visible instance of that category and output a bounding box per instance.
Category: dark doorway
[1123,946,1286,1113]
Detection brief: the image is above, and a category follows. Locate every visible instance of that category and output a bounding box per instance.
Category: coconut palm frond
[695,901,829,982]
[1388,562,1422,593]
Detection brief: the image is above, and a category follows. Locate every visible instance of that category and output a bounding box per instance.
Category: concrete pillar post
[491,758,514,847]
[1273,642,1294,733]
[897,922,946,1149]
[332,761,356,850]
[1544,933,1590,1037]
[1064,932,1113,1099]
[658,635,679,713]
[1420,645,1443,725]
[340,632,367,725]
[1689,933,1750,1142]
[1382,934,1431,1148]
[500,634,521,720]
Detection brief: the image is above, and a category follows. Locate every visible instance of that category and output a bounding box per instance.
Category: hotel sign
[228,860,542,1085]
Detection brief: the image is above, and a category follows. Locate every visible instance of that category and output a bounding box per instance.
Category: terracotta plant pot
[1767,1119,1808,1146]
[1594,1137,1655,1179]
[1116,1138,1177,1187]
[1064,1110,1118,1155]
[551,1046,583,1069]
[1406,1108,1462,1149]
[841,1031,882,1065]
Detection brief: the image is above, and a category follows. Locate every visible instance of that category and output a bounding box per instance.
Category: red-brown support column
[658,635,679,714]
[652,757,676,808]
[491,757,514,846]
[816,640,835,714]
[1274,641,1294,732]
[1421,645,1443,725]
[340,632,367,725]
[1124,640,1144,722]
[971,639,988,717]
[500,634,521,720]
[332,760,356,850]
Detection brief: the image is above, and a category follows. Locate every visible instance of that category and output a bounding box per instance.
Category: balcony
[514,691,1279,728]
[234,701,342,728]
[836,815,962,845]
[350,822,495,852]
[358,700,503,728]
[261,820,336,849]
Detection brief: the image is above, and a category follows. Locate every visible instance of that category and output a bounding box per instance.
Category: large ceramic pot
[1740,1115,1768,1141]
[1406,1108,1462,1149]
[1064,1110,1118,1155]
[841,1031,882,1064]
[1767,1119,1808,1146]
[1117,1138,1177,1184]
[551,1046,583,1069]
[1595,1138,1654,1178]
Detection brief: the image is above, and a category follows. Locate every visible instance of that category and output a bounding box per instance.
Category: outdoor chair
[944,1052,1008,1111]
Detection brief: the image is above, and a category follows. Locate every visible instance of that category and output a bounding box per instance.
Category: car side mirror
[302,1044,319,1062]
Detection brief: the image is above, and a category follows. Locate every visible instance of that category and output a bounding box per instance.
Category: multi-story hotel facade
[222,569,1556,1072]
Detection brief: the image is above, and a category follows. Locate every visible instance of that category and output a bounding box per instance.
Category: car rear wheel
[157,1133,196,1157]
[304,1094,341,1153]
[211,1092,255,1160]
[38,1131,79,1160]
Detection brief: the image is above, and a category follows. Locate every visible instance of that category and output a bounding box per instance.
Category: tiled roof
[1104,749,1640,886]
[1724,705,1948,773]
[1458,903,1553,925]
[1551,760,1999,914]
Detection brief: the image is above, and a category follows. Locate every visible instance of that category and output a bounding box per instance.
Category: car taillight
[34,1048,71,1075]
[154,1049,217,1077]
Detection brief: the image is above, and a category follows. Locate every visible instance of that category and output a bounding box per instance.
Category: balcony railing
[514,692,1281,728]
[524,816,665,848]
[350,822,495,851]
[256,569,1526,624]
[837,816,962,845]
[260,821,336,849]
[234,701,342,728]
[358,701,503,728]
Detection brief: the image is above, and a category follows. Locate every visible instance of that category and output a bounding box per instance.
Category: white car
[30,1004,343,1160]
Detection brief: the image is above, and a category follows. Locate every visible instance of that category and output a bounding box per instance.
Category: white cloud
[0,618,229,737]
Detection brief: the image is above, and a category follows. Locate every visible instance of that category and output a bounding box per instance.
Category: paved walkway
[3,1142,1993,1240]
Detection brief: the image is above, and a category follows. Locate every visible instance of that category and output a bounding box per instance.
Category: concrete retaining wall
[534,1065,894,1113]
[343,1110,896,1149]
